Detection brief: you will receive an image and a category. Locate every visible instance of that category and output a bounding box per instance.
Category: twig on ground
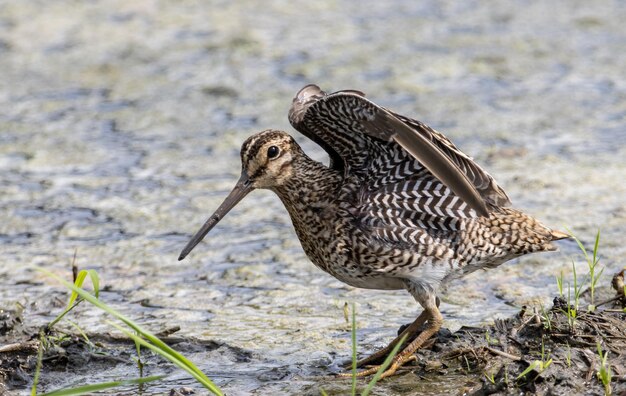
[483,346,521,361]
[0,340,39,353]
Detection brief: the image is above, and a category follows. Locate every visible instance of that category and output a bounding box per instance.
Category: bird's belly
[300,235,405,290]
[291,210,406,291]
[335,275,405,290]
[309,252,405,290]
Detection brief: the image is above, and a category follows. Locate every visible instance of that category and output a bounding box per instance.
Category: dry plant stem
[595,296,622,308]
[71,249,78,283]
[483,346,522,361]
[443,346,520,362]
[442,347,480,361]
[515,312,541,334]
[0,340,39,353]
[552,333,604,338]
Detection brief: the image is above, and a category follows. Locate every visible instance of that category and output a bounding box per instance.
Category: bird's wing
[288,84,510,217]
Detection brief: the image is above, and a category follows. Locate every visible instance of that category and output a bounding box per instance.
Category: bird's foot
[338,297,442,379]
[340,329,436,370]
[341,347,391,369]
[337,355,417,378]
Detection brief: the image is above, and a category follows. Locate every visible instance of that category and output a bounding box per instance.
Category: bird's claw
[337,355,417,378]
[341,354,386,369]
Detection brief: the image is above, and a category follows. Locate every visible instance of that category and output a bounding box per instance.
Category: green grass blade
[30,330,45,396]
[351,302,357,396]
[38,268,223,396]
[66,320,93,347]
[556,271,564,297]
[566,227,590,264]
[108,322,220,394]
[592,230,600,266]
[67,269,100,308]
[361,334,407,396]
[593,267,605,289]
[86,269,100,298]
[517,360,540,380]
[68,270,88,308]
[39,375,164,396]
[320,389,329,396]
[571,260,583,309]
[596,342,603,360]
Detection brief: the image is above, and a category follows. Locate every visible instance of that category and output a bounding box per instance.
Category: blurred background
[1,0,625,394]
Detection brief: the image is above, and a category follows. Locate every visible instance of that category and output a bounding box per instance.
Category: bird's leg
[345,295,443,378]
[342,309,428,369]
[342,294,441,370]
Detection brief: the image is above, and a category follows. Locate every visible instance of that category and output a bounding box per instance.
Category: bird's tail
[539,228,570,252]
[549,229,570,241]
[483,208,568,253]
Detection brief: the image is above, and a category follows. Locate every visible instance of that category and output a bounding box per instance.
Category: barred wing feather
[289,84,511,218]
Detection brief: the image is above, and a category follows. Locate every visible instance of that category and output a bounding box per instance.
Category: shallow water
[1,0,625,394]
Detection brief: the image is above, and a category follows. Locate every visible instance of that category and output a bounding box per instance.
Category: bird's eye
[267,146,280,159]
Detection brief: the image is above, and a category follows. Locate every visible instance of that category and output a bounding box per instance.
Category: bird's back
[285,85,567,291]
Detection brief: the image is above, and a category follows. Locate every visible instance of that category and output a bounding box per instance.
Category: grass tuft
[556,229,607,331]
[566,228,604,309]
[36,267,223,396]
[596,343,612,396]
[556,271,564,298]
[517,337,552,382]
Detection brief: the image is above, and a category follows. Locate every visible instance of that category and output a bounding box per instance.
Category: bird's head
[240,129,299,189]
[178,129,299,261]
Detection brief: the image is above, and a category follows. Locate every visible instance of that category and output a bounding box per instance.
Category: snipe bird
[179,84,567,378]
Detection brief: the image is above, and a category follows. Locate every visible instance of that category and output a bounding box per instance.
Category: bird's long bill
[178,173,253,261]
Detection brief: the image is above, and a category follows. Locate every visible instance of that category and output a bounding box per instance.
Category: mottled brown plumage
[179,84,567,378]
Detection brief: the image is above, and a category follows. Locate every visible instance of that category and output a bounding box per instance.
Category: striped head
[178,129,301,260]
[240,129,300,189]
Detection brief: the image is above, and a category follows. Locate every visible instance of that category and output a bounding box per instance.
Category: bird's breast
[284,203,404,290]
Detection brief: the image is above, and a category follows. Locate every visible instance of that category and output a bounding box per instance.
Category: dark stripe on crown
[241,130,278,163]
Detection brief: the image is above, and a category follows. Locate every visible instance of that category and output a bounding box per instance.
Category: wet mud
[2,275,624,395]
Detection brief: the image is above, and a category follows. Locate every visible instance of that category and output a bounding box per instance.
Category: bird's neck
[272,154,342,213]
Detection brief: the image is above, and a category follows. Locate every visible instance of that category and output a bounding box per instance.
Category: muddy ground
[1,273,624,395]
